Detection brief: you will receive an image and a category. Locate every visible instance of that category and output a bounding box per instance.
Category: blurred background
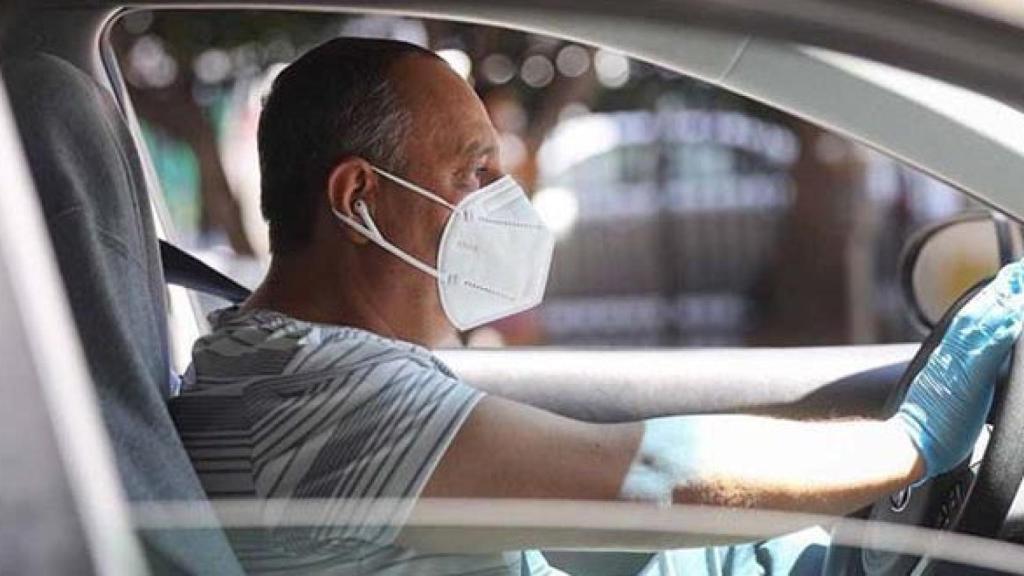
[110,10,975,349]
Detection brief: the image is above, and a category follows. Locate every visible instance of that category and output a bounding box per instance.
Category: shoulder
[187,306,457,384]
[286,321,451,377]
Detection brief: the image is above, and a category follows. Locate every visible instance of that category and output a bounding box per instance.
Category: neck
[242,248,448,348]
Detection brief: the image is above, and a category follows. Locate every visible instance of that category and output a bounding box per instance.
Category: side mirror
[901,213,1014,331]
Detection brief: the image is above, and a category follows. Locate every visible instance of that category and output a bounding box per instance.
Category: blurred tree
[749,125,862,346]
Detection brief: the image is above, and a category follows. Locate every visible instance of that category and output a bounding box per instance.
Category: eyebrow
[458,138,498,160]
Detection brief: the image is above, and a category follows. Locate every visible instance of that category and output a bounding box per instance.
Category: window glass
[111,11,975,348]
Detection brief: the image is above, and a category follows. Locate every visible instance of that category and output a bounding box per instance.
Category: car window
[109,10,978,349]
[95,10,1024,576]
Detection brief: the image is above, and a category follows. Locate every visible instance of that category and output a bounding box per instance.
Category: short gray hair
[258,37,436,254]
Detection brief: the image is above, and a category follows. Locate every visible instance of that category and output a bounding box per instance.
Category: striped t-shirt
[169,307,558,575]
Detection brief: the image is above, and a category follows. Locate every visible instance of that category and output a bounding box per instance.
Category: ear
[326,158,377,244]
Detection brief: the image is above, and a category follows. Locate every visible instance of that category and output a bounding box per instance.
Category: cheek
[388,203,450,266]
[420,209,453,264]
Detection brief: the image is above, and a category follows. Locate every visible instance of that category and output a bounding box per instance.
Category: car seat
[2,52,244,576]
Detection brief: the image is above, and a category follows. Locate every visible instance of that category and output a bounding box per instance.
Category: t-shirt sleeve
[250,347,483,549]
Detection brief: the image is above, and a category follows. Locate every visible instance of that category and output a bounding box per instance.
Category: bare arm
[401,395,922,550]
[405,260,1024,551]
[625,412,923,514]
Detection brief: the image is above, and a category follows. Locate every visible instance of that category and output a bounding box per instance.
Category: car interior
[5,2,1024,575]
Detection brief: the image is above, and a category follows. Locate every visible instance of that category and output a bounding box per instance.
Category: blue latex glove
[893,259,1024,480]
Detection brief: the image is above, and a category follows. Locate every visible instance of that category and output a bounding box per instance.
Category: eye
[456,157,492,190]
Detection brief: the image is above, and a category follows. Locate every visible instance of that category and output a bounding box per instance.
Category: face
[360,55,502,342]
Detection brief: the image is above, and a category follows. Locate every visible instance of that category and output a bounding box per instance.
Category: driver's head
[258,37,502,345]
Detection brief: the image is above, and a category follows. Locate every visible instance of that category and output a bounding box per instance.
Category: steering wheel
[826,280,1024,575]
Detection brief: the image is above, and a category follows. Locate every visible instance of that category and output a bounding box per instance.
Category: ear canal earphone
[352,199,382,239]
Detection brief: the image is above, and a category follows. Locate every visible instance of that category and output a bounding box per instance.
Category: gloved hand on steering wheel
[893,259,1024,482]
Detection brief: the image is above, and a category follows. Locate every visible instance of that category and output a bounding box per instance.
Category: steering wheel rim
[830,279,1024,575]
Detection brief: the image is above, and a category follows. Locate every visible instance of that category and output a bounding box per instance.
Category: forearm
[621,415,924,515]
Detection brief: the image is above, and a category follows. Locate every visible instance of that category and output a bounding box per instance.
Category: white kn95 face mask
[332,166,555,331]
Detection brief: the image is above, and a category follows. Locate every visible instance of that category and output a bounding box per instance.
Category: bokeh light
[437,48,472,80]
[481,54,516,84]
[193,49,233,84]
[533,186,580,238]
[521,54,555,88]
[128,35,178,88]
[556,45,590,78]
[595,49,629,88]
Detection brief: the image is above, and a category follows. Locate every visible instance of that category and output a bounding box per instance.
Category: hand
[892,259,1024,480]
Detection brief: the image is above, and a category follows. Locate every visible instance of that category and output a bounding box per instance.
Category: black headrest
[2,53,242,575]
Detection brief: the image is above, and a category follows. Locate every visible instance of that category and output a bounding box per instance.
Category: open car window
[109,10,981,354]
[48,7,1024,576]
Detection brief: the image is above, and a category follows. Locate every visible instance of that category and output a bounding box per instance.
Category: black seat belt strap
[158,240,251,304]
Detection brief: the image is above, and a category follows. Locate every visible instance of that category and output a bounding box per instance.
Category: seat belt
[158,240,251,303]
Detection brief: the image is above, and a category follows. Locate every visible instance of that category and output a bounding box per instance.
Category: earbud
[352,200,382,239]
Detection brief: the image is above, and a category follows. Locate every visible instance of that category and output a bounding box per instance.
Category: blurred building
[533,109,798,346]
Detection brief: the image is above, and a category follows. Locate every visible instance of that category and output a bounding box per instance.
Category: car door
[6,1,1024,574]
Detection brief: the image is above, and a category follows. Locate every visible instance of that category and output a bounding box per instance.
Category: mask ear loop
[332,201,442,281]
[371,166,457,211]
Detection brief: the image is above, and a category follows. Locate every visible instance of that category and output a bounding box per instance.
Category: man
[170,37,1024,575]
